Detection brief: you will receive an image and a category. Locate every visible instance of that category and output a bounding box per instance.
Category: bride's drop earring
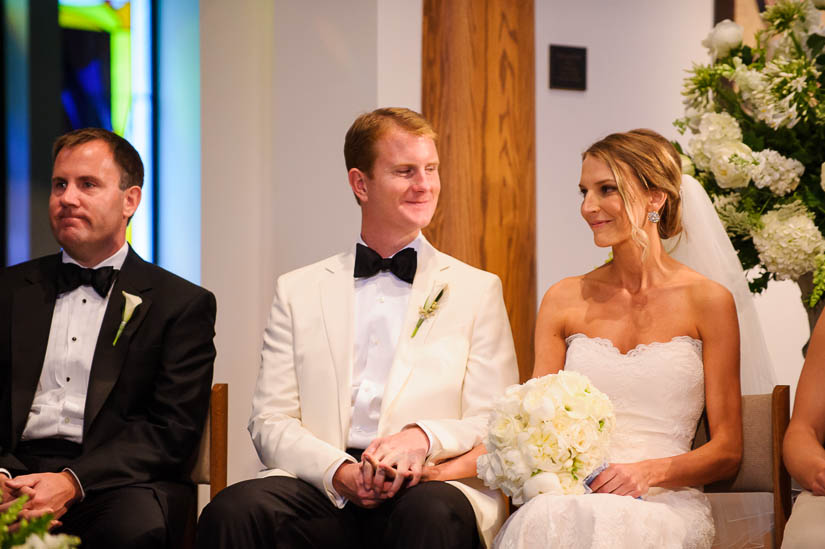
[647,211,660,223]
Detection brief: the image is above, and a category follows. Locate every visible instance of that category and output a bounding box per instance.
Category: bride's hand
[589,462,651,498]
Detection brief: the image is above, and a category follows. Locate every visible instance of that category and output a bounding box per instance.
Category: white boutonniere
[113,291,142,346]
[411,283,447,338]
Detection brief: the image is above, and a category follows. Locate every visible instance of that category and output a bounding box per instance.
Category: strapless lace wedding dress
[493,333,715,549]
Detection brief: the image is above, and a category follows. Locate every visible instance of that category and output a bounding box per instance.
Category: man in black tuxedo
[0,128,216,548]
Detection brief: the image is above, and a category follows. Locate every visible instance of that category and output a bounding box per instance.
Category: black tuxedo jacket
[0,246,216,496]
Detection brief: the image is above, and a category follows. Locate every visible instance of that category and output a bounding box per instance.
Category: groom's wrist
[326,456,354,507]
[408,423,436,457]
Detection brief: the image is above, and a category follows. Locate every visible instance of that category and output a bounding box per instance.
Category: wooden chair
[182,383,228,547]
[692,385,792,548]
[190,383,229,499]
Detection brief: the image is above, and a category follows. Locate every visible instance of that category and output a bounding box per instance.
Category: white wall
[536,0,714,287]
[535,0,806,399]
[377,0,422,110]
[200,0,276,499]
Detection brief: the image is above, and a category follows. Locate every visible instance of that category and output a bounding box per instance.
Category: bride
[426,129,745,548]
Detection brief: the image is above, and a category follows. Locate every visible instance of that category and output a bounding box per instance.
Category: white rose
[522,472,564,502]
[565,418,601,453]
[698,112,742,141]
[476,452,503,487]
[488,411,521,448]
[17,533,79,549]
[710,141,754,188]
[501,447,531,481]
[702,19,743,60]
[560,472,587,495]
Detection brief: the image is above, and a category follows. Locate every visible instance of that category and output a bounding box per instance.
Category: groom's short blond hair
[344,108,437,177]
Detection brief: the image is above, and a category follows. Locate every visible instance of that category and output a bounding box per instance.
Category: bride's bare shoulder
[539,265,611,309]
[675,265,736,314]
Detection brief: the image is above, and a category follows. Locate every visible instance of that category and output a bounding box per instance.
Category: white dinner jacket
[249,239,519,547]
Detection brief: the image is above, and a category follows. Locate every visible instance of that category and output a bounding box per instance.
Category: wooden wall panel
[422,0,536,381]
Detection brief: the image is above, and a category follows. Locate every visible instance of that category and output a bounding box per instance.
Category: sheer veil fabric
[664,174,776,395]
[665,174,775,547]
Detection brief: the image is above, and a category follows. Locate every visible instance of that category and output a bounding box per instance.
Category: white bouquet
[0,495,80,549]
[477,370,615,505]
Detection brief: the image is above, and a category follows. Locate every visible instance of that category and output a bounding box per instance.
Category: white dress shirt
[324,234,436,504]
[347,234,423,448]
[21,243,128,443]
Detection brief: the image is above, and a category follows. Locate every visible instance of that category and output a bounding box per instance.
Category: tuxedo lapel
[10,256,59,443]
[84,248,153,434]
[381,242,450,419]
[319,252,355,433]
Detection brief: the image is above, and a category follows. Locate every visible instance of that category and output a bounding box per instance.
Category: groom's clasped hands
[332,426,430,508]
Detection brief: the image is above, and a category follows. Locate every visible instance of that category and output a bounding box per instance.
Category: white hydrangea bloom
[689,112,743,170]
[698,112,743,142]
[710,141,755,188]
[683,105,711,134]
[752,202,825,280]
[752,149,805,195]
[476,371,615,505]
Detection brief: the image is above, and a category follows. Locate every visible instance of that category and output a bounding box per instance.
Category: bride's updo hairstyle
[584,129,683,253]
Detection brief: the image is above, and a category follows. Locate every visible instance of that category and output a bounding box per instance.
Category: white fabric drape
[664,174,776,395]
[665,175,774,548]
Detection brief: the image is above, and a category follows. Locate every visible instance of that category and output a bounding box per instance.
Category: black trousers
[196,476,481,549]
[10,439,188,549]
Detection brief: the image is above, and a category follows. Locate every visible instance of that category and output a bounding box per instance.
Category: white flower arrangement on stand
[476,371,615,505]
[675,0,825,314]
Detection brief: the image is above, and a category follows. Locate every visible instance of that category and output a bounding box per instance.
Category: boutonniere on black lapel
[113,291,142,346]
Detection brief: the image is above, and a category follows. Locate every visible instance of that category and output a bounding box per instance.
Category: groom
[197,108,518,548]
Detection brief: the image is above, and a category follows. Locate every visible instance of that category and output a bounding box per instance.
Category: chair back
[691,385,791,548]
[190,383,228,499]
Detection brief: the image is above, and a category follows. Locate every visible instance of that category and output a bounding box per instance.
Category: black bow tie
[354,244,417,284]
[56,262,118,298]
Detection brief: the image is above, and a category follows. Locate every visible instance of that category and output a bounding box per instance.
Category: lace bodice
[494,333,714,549]
[563,333,705,464]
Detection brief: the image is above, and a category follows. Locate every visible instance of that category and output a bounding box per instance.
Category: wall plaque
[549,45,586,91]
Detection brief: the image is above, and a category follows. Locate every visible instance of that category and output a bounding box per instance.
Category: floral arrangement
[675,0,825,306]
[0,496,80,549]
[476,370,615,505]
